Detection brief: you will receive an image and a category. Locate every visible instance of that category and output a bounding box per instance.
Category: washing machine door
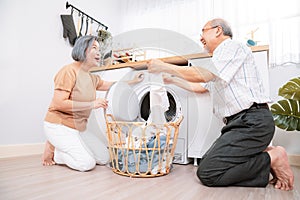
[136,84,182,123]
[105,81,139,121]
[139,91,179,122]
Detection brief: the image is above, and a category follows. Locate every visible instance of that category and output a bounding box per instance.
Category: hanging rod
[66,1,108,30]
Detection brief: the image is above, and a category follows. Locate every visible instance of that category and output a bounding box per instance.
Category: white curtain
[119,0,300,67]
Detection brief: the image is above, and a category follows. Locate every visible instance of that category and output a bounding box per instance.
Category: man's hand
[162,74,175,84]
[147,59,166,74]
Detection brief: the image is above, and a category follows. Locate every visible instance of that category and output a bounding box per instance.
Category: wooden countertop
[90,45,269,72]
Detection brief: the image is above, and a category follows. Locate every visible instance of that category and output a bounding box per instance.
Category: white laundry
[124,73,170,148]
[147,73,170,125]
[125,126,144,148]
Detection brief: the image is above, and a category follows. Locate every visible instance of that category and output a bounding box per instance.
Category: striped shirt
[206,39,270,119]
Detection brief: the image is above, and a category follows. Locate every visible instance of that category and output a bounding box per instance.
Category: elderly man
[147,18,294,190]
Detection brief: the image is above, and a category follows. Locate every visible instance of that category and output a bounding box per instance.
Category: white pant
[44,121,109,172]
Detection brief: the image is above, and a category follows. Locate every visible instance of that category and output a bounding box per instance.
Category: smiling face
[200,20,231,54]
[200,21,219,53]
[85,40,101,68]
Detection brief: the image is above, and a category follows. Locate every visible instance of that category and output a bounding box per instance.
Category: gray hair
[72,35,99,61]
[210,18,233,39]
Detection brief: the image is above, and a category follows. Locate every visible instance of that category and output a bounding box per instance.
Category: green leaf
[278,77,300,100]
[271,99,300,131]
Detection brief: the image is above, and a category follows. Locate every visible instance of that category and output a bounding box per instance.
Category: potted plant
[97,29,112,66]
[271,77,300,131]
[97,29,112,43]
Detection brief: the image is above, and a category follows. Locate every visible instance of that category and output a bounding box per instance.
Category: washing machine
[92,68,190,164]
[131,70,190,164]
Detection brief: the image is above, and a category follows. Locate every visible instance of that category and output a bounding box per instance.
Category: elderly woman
[42,35,143,171]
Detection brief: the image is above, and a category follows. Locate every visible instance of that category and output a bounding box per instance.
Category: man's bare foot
[42,141,56,166]
[269,168,282,188]
[264,146,278,183]
[267,146,294,191]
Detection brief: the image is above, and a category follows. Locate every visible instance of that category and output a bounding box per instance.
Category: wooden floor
[1,155,299,200]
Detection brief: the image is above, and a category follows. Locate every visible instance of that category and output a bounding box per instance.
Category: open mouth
[200,38,206,46]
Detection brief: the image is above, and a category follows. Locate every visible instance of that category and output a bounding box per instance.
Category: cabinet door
[188,91,223,158]
[253,51,270,96]
[187,58,223,159]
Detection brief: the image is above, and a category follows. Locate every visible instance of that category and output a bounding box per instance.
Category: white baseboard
[0,143,45,158]
[1,144,299,167]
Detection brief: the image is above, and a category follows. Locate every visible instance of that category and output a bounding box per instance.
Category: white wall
[0,0,120,145]
[0,0,299,156]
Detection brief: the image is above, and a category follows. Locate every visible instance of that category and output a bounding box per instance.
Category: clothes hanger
[66,2,108,30]
[89,20,93,35]
[76,13,81,37]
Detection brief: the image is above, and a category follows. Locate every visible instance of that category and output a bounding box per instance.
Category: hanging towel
[84,18,89,36]
[60,15,77,46]
[78,15,84,38]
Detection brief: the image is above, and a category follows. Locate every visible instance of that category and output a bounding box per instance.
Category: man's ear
[215,26,223,37]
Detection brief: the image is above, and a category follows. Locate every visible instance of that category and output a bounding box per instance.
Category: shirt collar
[213,38,232,55]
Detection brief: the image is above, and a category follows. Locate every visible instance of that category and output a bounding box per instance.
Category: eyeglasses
[201,26,219,34]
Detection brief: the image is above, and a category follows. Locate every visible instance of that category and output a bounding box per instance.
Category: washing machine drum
[105,81,139,121]
[139,90,177,122]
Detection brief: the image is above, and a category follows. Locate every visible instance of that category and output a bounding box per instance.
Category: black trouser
[197,104,275,187]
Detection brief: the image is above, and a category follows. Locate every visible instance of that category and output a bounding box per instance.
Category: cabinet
[187,47,270,165]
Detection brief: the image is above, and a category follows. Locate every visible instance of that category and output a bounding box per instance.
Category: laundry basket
[105,114,183,177]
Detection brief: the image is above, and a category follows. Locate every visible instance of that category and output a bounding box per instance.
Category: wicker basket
[105,114,183,177]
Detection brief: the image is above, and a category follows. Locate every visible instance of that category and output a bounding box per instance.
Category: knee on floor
[76,158,96,172]
[95,152,110,165]
[196,163,219,187]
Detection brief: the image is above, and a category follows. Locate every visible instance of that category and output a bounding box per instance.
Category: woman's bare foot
[42,141,56,166]
[267,146,294,191]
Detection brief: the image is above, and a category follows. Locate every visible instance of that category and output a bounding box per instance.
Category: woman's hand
[134,72,144,83]
[93,98,108,109]
[127,72,144,85]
